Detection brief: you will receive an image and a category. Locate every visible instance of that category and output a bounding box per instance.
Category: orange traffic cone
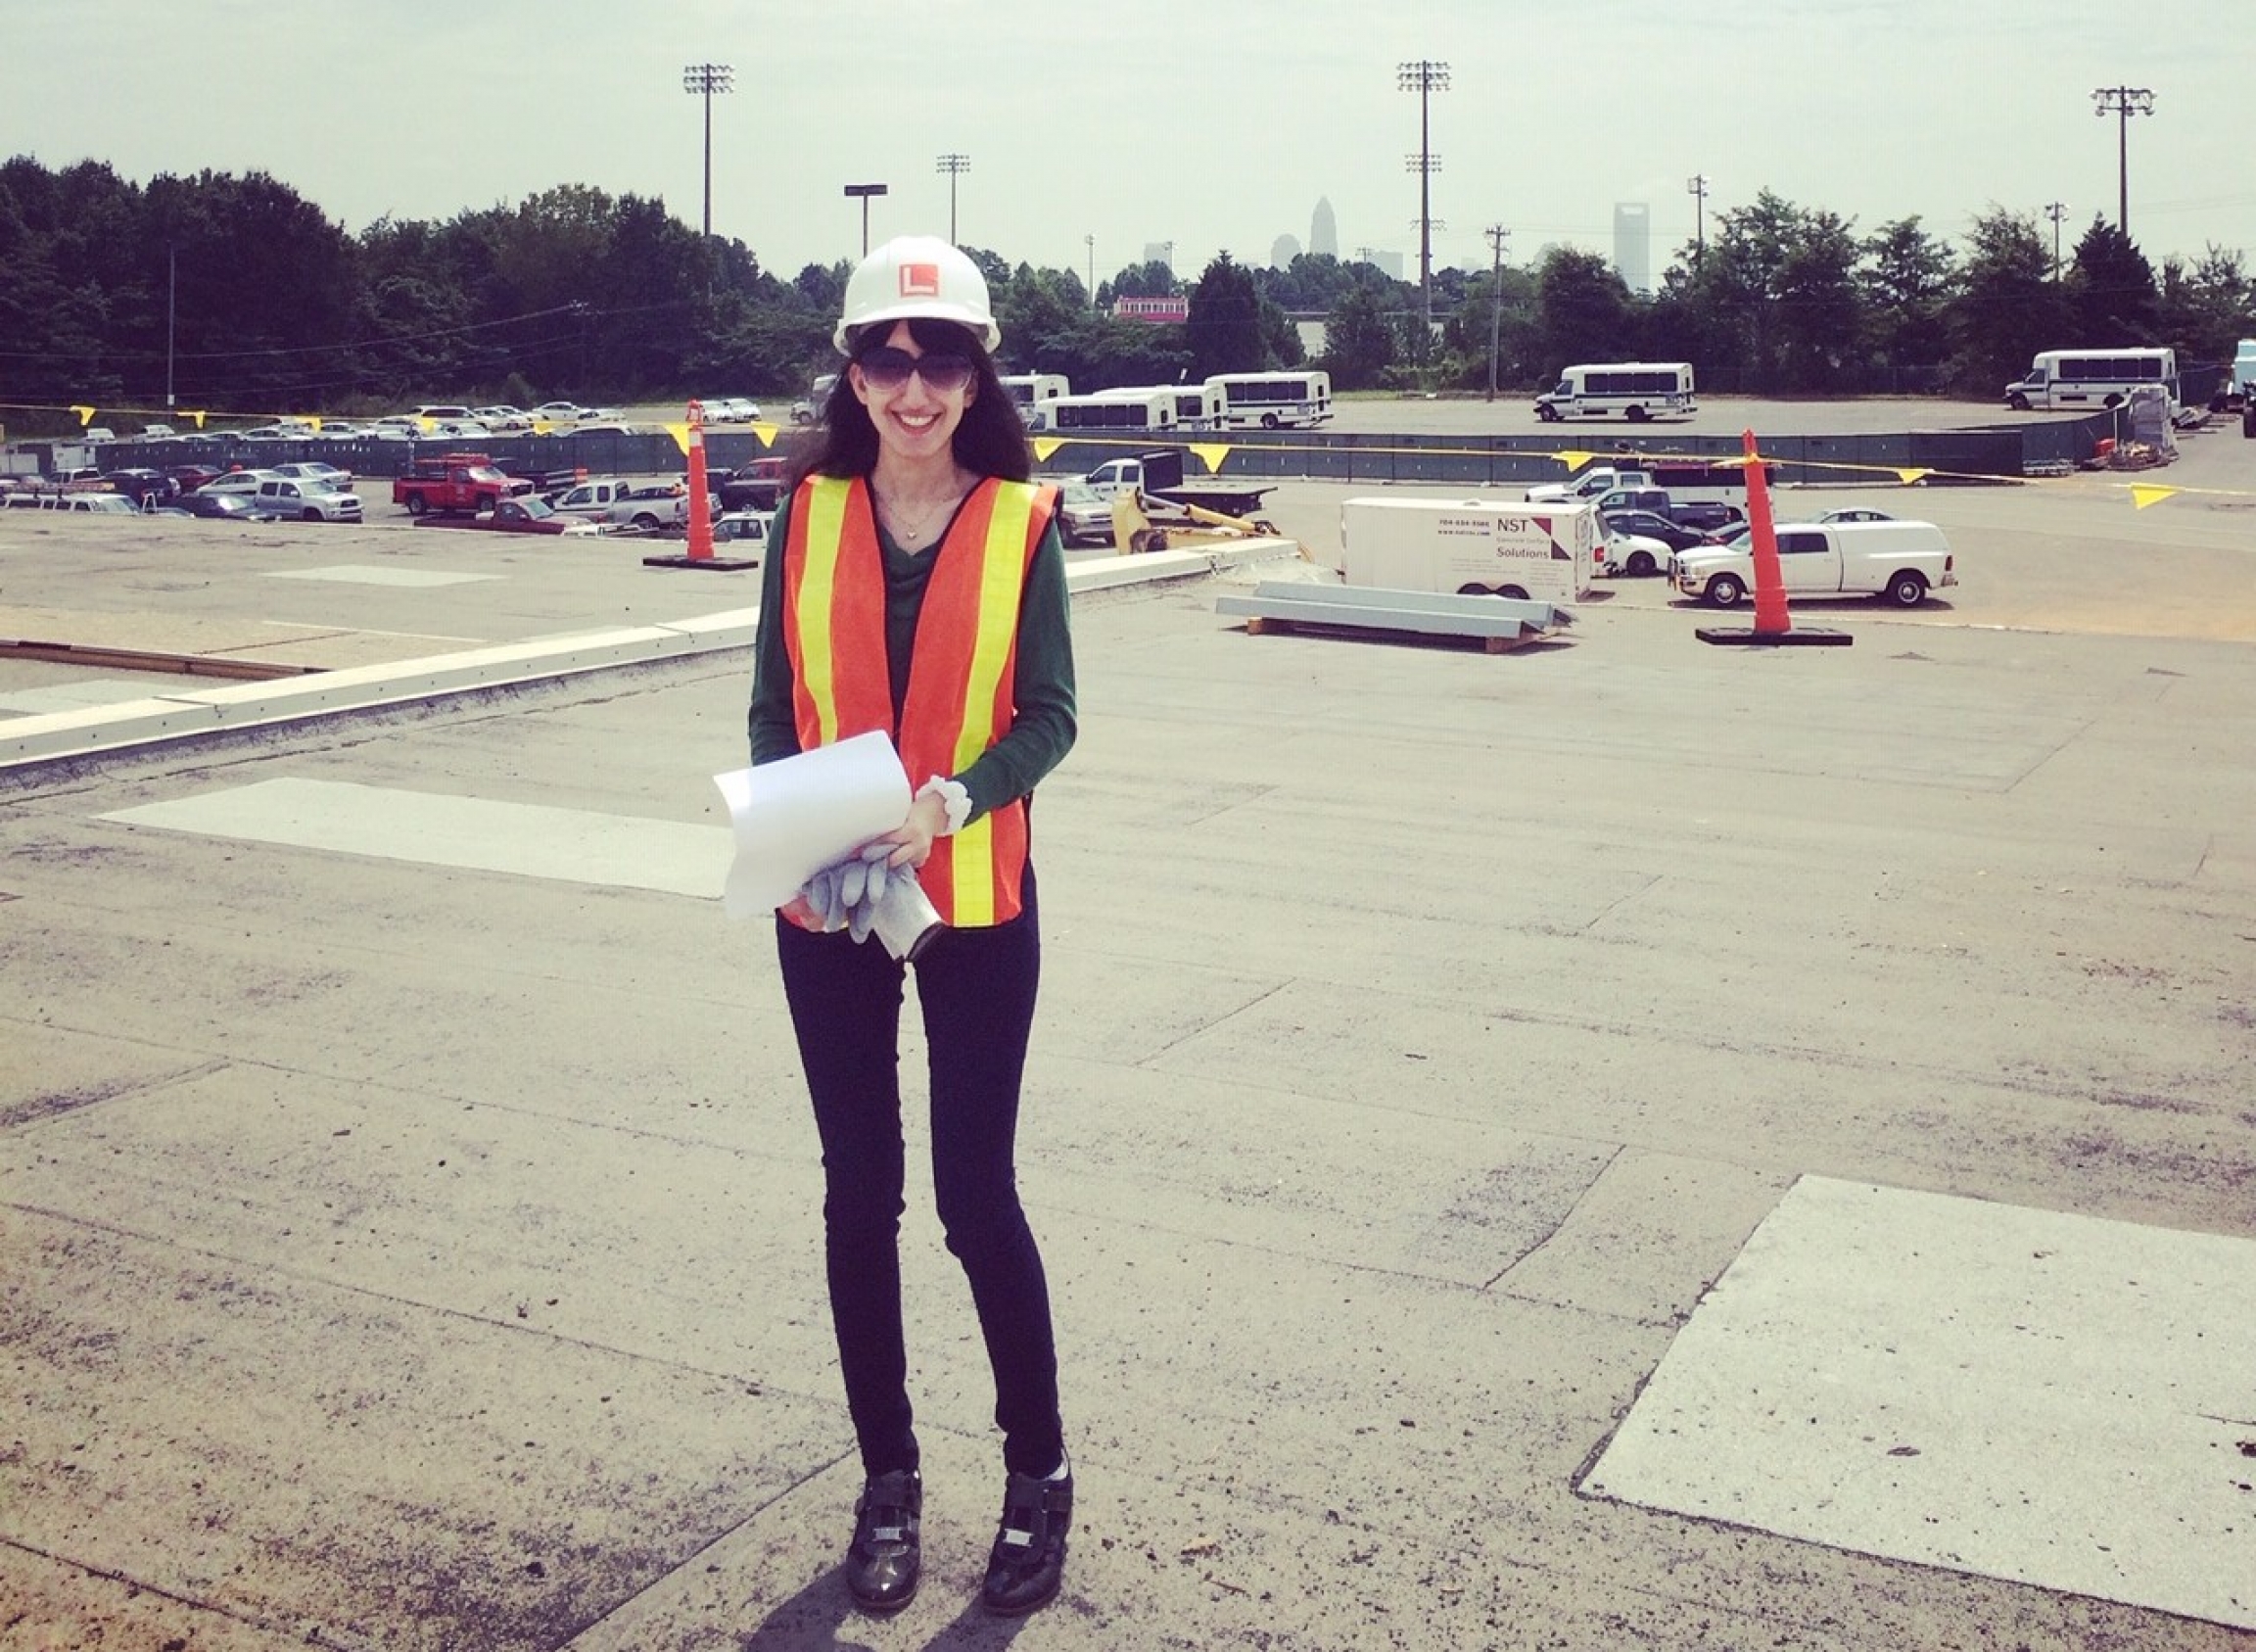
[1695,427,1853,648]
[644,399,757,571]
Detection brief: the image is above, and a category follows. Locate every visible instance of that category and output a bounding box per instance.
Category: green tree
[2065,217,2159,344]
[2155,246,2254,382]
[1185,254,1264,377]
[1318,282,1394,389]
[1531,247,1633,381]
[1947,207,2069,394]
[1860,216,1956,380]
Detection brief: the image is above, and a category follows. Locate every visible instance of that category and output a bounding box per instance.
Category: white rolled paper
[714,730,911,919]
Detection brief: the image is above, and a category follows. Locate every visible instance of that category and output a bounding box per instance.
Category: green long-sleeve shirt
[746,480,1078,826]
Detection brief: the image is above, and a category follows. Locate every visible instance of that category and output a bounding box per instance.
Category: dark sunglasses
[857,346,975,394]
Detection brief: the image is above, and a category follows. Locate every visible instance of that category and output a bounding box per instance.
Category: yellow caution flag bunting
[70,404,97,426]
[308,416,324,432]
[1188,442,1231,475]
[187,410,207,428]
[1554,448,1596,470]
[2130,485,2178,510]
[750,422,780,448]
[531,420,555,436]
[1031,437,1064,464]
[1895,468,1933,485]
[416,416,437,432]
[663,423,691,454]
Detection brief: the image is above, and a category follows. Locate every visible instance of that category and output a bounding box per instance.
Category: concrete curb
[0,542,1310,775]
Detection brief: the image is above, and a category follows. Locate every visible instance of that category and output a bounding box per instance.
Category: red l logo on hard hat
[899,262,941,298]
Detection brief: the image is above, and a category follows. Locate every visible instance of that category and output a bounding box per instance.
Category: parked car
[270,460,354,489]
[168,492,265,520]
[250,478,363,522]
[711,511,772,552]
[1598,507,1708,555]
[1598,523,1676,579]
[165,463,225,495]
[410,496,601,536]
[1055,479,1114,547]
[102,468,174,507]
[200,469,283,496]
[716,456,791,512]
[698,397,763,423]
[57,494,143,515]
[1816,507,1895,524]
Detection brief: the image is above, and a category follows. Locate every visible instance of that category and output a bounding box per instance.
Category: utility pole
[165,242,177,410]
[2091,86,2154,236]
[1483,224,1510,401]
[681,63,735,239]
[935,152,970,243]
[2044,201,2068,279]
[1398,60,1449,349]
[1084,233,1096,309]
[1686,174,1709,272]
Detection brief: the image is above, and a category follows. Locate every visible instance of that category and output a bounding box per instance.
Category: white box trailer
[1339,496,1598,604]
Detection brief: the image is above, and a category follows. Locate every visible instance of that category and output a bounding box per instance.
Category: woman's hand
[868,789,950,871]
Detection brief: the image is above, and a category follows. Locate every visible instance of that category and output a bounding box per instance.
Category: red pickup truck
[392,452,535,516]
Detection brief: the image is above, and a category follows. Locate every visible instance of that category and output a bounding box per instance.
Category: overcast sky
[8,0,2253,290]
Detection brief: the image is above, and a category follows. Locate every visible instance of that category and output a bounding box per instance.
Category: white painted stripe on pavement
[263,566,501,588]
[1586,1176,2254,1629]
[103,778,730,900]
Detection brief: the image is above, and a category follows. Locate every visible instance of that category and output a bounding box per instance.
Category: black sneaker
[844,1468,921,1612]
[981,1464,1071,1615]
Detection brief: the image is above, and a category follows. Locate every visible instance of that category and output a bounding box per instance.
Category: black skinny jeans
[775,865,1064,1480]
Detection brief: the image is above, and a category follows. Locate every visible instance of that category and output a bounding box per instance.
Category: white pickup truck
[1525,466,1653,504]
[549,477,714,531]
[1671,519,1956,609]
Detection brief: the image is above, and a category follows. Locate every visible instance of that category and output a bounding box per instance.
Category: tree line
[2,156,2249,437]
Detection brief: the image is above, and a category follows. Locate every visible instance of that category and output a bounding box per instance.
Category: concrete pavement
[2,452,2254,1649]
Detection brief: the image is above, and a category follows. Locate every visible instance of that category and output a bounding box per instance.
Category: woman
[746,235,1077,1617]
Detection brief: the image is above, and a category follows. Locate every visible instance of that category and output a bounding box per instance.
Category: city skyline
[2,0,2250,290]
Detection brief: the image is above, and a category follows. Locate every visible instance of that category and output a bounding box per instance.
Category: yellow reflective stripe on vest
[796,477,852,747]
[938,481,1037,927]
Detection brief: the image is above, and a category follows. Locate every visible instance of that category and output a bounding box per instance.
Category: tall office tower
[1613,203,1652,294]
[1142,242,1175,272]
[1272,233,1303,268]
[1310,197,1338,260]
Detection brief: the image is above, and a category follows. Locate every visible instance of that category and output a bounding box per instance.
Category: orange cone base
[641,553,758,571]
[1695,625,1854,647]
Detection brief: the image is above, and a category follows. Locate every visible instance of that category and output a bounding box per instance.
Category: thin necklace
[877,481,964,548]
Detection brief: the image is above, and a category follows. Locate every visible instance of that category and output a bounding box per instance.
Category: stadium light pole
[936,153,970,243]
[843,183,887,256]
[1085,233,1096,309]
[1398,60,1450,346]
[1686,174,1709,272]
[2044,201,2068,280]
[682,63,735,239]
[2091,86,2154,236]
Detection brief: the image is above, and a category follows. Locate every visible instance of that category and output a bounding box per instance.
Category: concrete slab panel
[0,677,164,714]
[1586,1175,2256,1630]
[103,777,731,898]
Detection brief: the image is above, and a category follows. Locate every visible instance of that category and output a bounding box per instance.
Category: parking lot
[2,404,2253,1649]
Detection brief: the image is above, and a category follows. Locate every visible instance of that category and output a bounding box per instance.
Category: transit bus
[1204,370,1333,429]
[2002,348,2178,411]
[1533,362,1697,423]
[1047,389,1181,433]
[999,372,1070,429]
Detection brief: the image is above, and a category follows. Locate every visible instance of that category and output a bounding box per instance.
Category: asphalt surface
[2,407,2253,1650]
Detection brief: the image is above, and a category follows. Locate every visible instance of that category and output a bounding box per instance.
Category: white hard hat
[833,235,1001,354]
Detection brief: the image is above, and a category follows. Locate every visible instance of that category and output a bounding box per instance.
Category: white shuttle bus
[1204,370,1333,429]
[1047,389,1181,433]
[2003,348,2178,411]
[1000,372,1070,429]
[1533,361,1697,423]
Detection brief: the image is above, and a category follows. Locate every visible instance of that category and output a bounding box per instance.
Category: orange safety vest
[780,473,1055,927]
